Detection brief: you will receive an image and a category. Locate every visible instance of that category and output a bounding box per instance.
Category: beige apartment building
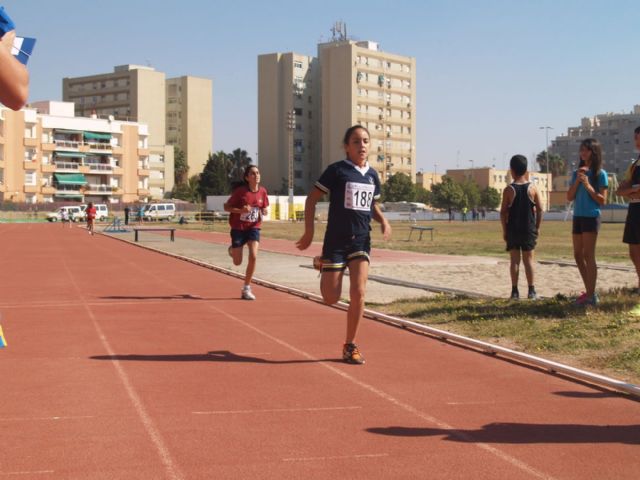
[258,52,318,193]
[63,65,212,193]
[445,167,552,211]
[166,76,214,178]
[550,105,640,177]
[0,101,170,204]
[258,34,416,193]
[415,171,443,191]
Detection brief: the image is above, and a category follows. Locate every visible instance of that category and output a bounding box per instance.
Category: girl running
[85,202,97,236]
[224,165,269,300]
[616,126,640,292]
[296,125,391,364]
[567,138,608,305]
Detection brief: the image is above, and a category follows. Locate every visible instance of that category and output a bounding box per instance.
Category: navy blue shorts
[321,233,371,272]
[230,228,260,248]
[572,216,601,235]
[623,204,640,244]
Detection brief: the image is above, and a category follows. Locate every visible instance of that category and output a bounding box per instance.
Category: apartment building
[0,101,170,204]
[415,171,443,191]
[258,31,416,192]
[166,76,213,178]
[550,105,640,176]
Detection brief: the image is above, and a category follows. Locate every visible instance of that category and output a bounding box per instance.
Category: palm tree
[228,148,253,182]
[536,150,566,176]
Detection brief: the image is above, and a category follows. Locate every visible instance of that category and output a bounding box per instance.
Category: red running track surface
[0,224,638,479]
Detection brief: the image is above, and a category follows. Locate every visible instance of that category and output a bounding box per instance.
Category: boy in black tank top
[500,155,544,299]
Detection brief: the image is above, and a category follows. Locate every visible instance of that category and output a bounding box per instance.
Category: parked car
[142,203,176,221]
[46,206,82,222]
[76,203,109,221]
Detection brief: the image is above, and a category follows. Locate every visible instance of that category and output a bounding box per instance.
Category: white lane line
[193,406,361,415]
[283,453,389,462]
[0,471,54,476]
[206,303,556,480]
[0,415,94,422]
[60,259,185,480]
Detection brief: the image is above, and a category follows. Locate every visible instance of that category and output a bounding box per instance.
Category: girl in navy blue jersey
[296,125,391,364]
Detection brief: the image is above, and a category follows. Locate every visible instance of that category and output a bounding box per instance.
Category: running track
[0,224,638,479]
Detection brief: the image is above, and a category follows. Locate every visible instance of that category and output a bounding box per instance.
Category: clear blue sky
[4,0,639,173]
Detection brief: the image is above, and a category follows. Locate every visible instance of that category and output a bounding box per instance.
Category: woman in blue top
[567,138,608,306]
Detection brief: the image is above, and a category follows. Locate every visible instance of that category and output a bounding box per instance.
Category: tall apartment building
[550,105,640,176]
[0,101,167,204]
[63,65,213,194]
[258,33,416,193]
[258,52,318,193]
[319,39,416,183]
[445,167,552,211]
[166,76,213,177]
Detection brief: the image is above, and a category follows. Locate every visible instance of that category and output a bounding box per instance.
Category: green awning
[54,152,86,158]
[55,129,82,135]
[54,173,87,185]
[54,193,83,199]
[84,132,111,141]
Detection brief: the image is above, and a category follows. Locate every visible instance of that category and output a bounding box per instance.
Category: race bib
[344,182,375,211]
[240,207,261,222]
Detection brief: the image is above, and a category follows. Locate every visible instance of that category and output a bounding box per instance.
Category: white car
[46,206,82,222]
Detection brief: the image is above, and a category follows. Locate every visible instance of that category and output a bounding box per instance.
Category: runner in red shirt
[224,165,269,300]
[85,202,97,236]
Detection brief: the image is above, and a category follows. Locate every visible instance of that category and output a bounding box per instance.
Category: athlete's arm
[616,179,640,198]
[499,186,513,242]
[531,186,543,233]
[372,202,391,240]
[296,187,324,250]
[0,30,29,111]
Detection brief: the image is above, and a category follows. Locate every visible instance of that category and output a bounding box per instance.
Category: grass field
[257,220,630,264]
[371,289,640,385]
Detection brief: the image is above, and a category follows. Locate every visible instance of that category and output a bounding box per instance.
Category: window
[294,155,302,162]
[24,172,36,186]
[294,108,303,116]
[294,170,303,179]
[294,61,303,69]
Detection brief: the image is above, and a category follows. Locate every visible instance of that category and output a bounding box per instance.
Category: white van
[143,203,176,221]
[78,203,109,221]
[47,206,82,222]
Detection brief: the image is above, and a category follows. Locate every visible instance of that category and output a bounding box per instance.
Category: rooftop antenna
[330,21,348,42]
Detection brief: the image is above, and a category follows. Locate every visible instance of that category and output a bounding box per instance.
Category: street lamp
[287,110,296,220]
[539,126,553,173]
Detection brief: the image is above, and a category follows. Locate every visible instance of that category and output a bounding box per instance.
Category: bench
[133,227,176,242]
[408,225,434,241]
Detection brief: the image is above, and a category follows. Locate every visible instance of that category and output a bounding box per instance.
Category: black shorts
[506,232,537,252]
[572,216,601,235]
[623,204,640,244]
[230,228,260,248]
[321,232,371,272]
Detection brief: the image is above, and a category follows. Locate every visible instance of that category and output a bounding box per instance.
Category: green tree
[480,186,501,210]
[381,173,415,202]
[173,146,189,185]
[228,148,253,183]
[414,186,431,205]
[199,151,232,197]
[460,179,481,209]
[430,176,464,210]
[172,174,202,203]
[536,150,565,177]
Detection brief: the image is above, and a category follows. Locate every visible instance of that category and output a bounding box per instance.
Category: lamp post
[287,110,296,220]
[433,163,438,188]
[539,126,553,173]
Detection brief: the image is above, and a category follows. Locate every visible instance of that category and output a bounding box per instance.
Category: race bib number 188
[344,182,375,211]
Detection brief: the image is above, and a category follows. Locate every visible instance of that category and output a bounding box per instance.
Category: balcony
[42,186,56,194]
[138,148,150,156]
[41,164,56,173]
[23,160,38,170]
[23,185,38,193]
[86,163,114,174]
[137,188,150,196]
[24,137,37,147]
[86,142,112,152]
[149,177,165,187]
[41,142,56,151]
[53,139,82,150]
[85,183,119,195]
[137,168,150,176]
[54,161,82,172]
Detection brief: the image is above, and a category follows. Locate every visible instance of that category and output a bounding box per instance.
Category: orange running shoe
[343,343,365,365]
